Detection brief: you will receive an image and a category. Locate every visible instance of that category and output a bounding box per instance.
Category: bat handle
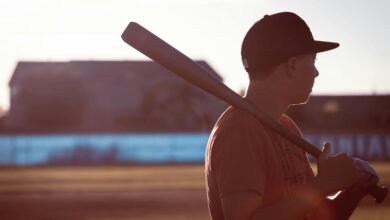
[368,185,388,203]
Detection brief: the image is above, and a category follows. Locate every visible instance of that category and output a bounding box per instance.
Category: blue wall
[305,134,390,161]
[0,133,389,166]
[0,134,209,166]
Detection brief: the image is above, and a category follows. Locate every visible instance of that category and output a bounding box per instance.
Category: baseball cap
[241,12,339,73]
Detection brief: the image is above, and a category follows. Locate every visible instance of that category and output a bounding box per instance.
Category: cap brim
[312,41,339,53]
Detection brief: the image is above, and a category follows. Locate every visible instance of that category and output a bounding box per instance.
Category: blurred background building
[5,60,224,133]
[287,95,390,161]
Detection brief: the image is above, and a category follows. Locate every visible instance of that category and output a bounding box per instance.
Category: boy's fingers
[319,142,331,160]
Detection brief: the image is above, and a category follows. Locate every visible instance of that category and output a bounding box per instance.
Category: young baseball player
[205,12,378,220]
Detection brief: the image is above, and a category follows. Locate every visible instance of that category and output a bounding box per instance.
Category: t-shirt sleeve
[212,120,269,198]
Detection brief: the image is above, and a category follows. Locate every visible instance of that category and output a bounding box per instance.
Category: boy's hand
[316,143,365,195]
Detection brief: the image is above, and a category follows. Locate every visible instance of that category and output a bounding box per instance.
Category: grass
[351,207,390,220]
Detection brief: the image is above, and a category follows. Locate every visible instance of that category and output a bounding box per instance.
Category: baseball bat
[121,22,387,203]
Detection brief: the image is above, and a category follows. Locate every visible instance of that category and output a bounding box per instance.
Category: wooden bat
[121,22,387,203]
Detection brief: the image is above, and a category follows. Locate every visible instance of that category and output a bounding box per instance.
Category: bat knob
[369,185,388,204]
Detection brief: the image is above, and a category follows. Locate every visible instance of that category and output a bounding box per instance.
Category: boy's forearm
[250,177,329,220]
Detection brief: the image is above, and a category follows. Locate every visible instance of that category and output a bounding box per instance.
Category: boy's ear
[285,56,299,76]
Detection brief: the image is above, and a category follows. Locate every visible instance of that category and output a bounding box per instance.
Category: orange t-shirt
[205,107,314,220]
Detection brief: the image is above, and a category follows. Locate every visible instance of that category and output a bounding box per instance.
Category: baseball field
[0,163,389,220]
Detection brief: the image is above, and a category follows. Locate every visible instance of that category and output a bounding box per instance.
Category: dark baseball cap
[241,12,339,73]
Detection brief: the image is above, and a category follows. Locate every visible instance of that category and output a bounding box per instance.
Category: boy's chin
[291,96,311,106]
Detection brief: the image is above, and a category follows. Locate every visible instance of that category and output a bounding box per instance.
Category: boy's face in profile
[290,53,318,105]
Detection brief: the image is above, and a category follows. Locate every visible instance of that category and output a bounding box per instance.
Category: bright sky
[1,0,389,111]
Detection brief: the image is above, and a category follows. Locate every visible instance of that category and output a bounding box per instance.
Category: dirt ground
[0,165,208,220]
[0,165,389,220]
[0,190,208,220]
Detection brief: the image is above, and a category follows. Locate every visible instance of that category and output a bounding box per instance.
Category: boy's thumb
[319,142,331,160]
